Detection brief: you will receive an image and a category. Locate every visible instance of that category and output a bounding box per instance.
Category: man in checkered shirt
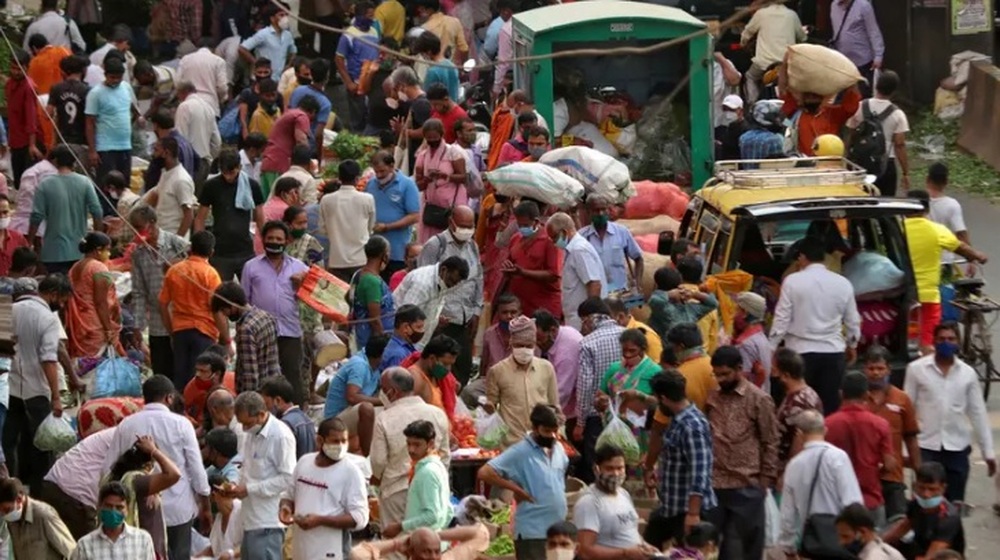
[644,370,716,551]
[73,481,156,559]
[571,297,625,484]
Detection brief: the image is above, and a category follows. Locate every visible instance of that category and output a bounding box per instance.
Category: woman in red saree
[67,232,125,358]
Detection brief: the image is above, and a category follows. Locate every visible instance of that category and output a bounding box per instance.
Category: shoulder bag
[798,448,856,559]
[827,0,856,48]
[393,110,413,176]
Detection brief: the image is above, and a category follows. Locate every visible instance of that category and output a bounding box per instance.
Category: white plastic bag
[475,409,509,450]
[485,162,585,209]
[595,402,641,465]
[538,146,635,204]
[842,251,905,296]
[33,413,78,453]
[765,489,780,546]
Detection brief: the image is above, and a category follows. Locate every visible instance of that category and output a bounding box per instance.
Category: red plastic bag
[296,265,350,323]
[623,181,690,220]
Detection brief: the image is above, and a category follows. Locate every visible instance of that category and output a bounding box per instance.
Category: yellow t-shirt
[628,317,663,363]
[905,216,960,303]
[374,0,406,43]
[652,355,719,425]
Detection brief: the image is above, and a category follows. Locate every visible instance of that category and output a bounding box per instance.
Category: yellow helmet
[812,134,845,157]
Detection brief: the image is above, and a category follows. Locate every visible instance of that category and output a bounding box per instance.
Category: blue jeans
[242,528,285,560]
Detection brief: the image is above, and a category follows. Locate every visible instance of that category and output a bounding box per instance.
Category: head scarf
[736,292,766,321]
[508,315,537,346]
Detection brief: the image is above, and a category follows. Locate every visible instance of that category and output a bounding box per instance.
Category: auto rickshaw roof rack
[712,157,870,189]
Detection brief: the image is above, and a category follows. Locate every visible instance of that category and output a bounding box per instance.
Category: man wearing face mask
[575,445,660,560]
[239,5,297,81]
[484,316,559,447]
[778,62,860,156]
[224,391,297,560]
[705,345,779,560]
[479,404,569,560]
[241,221,310,404]
[715,94,747,161]
[370,368,450,530]
[497,112,541,167]
[393,256,471,347]
[335,2,380,133]
[579,194,643,294]
[546,522,579,560]
[417,205,482,385]
[368,150,422,280]
[279,417,369,560]
[545,212,604,331]
[261,376,317,459]
[835,503,904,560]
[211,281,282,393]
[73,481,156,559]
[381,304,427,369]
[502,201,563,318]
[904,321,996,504]
[84,57,137,179]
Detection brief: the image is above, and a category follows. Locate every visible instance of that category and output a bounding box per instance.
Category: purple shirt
[830,0,885,67]
[240,254,309,338]
[540,326,584,419]
[481,325,510,376]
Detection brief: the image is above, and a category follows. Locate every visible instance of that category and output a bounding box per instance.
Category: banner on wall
[952,0,992,34]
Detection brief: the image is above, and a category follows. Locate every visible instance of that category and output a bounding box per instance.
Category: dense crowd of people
[0,0,993,559]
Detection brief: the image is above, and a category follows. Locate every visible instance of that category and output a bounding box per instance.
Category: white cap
[722,94,744,110]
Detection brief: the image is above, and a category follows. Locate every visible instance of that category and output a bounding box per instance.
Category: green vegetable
[489,506,511,526]
[596,416,642,465]
[323,132,380,176]
[485,535,515,557]
[476,414,509,450]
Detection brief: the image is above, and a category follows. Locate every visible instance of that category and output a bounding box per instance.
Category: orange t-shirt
[781,87,861,156]
[183,371,237,423]
[28,45,71,148]
[159,256,223,339]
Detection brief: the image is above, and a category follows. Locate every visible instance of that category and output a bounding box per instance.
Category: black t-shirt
[48,79,90,145]
[198,174,265,257]
[367,68,406,136]
[407,95,433,171]
[906,499,965,556]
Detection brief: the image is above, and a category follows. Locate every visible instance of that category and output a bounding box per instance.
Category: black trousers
[707,487,766,560]
[173,329,215,391]
[210,253,254,282]
[2,395,52,497]
[644,510,687,550]
[875,157,899,197]
[167,518,193,560]
[576,416,604,484]
[278,336,305,405]
[10,146,32,189]
[801,351,847,415]
[149,335,175,379]
[98,150,132,181]
[438,322,473,387]
[857,62,875,98]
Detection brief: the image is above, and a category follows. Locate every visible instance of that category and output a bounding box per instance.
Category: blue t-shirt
[380,334,416,370]
[240,26,296,80]
[335,26,380,81]
[367,171,421,262]
[424,60,460,102]
[289,86,332,133]
[324,354,379,418]
[84,82,135,151]
[487,436,569,539]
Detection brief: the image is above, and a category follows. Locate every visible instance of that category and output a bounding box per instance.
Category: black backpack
[847,100,898,177]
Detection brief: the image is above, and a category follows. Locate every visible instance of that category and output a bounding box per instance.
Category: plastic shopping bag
[765,489,780,546]
[92,352,142,399]
[596,405,641,465]
[475,409,510,450]
[33,413,78,453]
[297,265,351,324]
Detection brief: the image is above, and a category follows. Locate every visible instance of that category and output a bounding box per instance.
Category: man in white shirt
[393,256,471,346]
[319,160,375,280]
[225,391,296,559]
[42,427,117,539]
[176,43,229,117]
[925,163,968,266]
[370,368,450,528]
[545,212,606,330]
[280,417,369,560]
[769,236,861,414]
[146,136,196,237]
[22,0,86,53]
[740,0,806,104]
[778,410,863,555]
[174,82,222,168]
[904,321,996,504]
[846,70,910,197]
[279,145,320,205]
[101,375,212,560]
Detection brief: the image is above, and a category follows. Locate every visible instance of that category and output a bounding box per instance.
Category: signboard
[952,0,992,34]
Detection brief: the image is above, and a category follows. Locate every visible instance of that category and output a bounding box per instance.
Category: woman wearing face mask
[575,445,661,560]
[414,118,468,242]
[67,231,126,358]
[106,435,182,560]
[0,195,30,277]
[197,473,245,560]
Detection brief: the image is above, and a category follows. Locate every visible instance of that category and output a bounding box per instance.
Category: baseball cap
[722,94,744,110]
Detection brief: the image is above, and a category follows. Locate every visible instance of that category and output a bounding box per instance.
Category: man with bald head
[546,212,607,329]
[206,388,246,448]
[417,205,482,385]
[369,367,450,530]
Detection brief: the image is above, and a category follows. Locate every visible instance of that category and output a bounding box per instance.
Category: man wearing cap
[484,316,559,449]
[733,292,772,394]
[715,94,748,161]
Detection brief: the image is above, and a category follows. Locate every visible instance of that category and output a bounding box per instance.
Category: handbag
[827,0,856,48]
[297,265,351,324]
[799,449,856,559]
[393,110,412,176]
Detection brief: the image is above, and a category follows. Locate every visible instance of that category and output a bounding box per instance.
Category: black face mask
[657,403,674,417]
[298,76,312,86]
[803,101,821,113]
[534,434,555,448]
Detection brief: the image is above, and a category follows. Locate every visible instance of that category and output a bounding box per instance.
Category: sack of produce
[618,215,680,237]
[34,413,78,453]
[640,252,673,297]
[595,410,642,465]
[842,251,905,296]
[77,397,144,438]
[623,181,689,220]
[486,162,584,209]
[476,410,510,450]
[785,44,863,97]
[538,146,636,204]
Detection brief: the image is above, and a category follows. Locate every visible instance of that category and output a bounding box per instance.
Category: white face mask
[323,443,347,461]
[512,347,534,365]
[278,15,290,30]
[0,218,10,230]
[385,97,399,110]
[4,503,22,523]
[397,90,409,102]
[452,227,474,242]
[545,549,575,560]
[721,111,739,125]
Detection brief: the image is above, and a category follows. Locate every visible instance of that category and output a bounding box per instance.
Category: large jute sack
[619,215,680,237]
[786,44,864,97]
[538,146,635,204]
[640,252,673,297]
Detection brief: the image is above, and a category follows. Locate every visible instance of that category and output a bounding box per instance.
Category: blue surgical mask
[518,226,537,237]
[915,494,945,509]
[934,341,959,360]
[555,235,568,250]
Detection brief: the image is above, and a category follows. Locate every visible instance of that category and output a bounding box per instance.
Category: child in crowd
[667,522,719,560]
